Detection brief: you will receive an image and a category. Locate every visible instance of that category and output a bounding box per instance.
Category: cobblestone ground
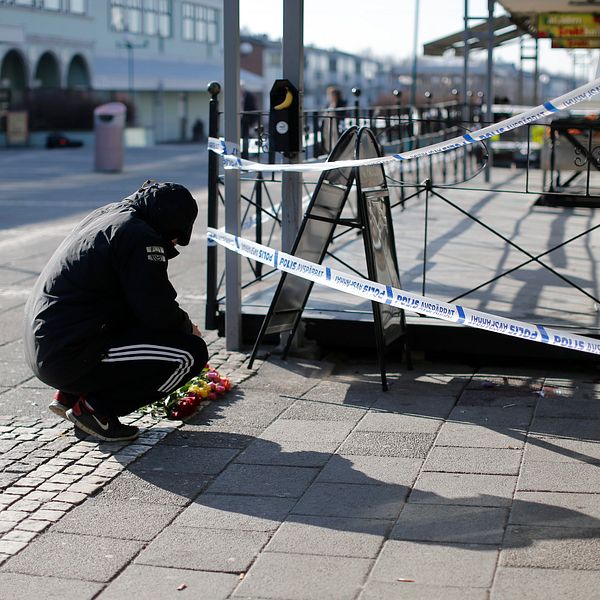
[0,331,260,566]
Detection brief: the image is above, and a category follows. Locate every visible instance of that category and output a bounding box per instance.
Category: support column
[223,0,241,350]
[462,0,469,180]
[281,0,304,253]
[485,0,494,182]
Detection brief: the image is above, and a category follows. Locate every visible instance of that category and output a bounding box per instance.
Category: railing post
[205,81,221,331]
[352,87,361,127]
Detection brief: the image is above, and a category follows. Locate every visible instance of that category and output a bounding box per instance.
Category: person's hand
[191,323,203,337]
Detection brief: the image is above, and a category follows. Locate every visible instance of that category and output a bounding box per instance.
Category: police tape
[208,77,600,173]
[207,226,600,356]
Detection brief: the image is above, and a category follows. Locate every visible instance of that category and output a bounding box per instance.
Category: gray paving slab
[359,582,488,600]
[446,405,533,428]
[435,421,526,448]
[98,469,212,506]
[510,491,600,528]
[500,525,600,570]
[355,412,443,433]
[98,564,239,600]
[298,380,383,408]
[265,514,392,558]
[128,445,238,476]
[491,567,600,600]
[391,504,508,544]
[535,397,600,420]
[0,386,51,419]
[206,463,319,498]
[529,417,600,442]
[52,497,180,541]
[0,572,103,600]
[458,390,537,407]
[1,531,143,582]
[409,472,517,507]
[337,431,436,458]
[280,399,367,422]
[242,358,331,396]
[0,307,27,346]
[518,461,600,493]
[235,438,338,467]
[234,552,373,600]
[291,482,406,519]
[316,455,423,486]
[0,363,34,391]
[369,539,498,587]
[191,393,294,429]
[162,429,261,449]
[0,340,23,363]
[423,447,522,475]
[136,526,269,572]
[371,394,457,418]
[173,494,296,531]
[523,436,600,464]
[259,419,355,444]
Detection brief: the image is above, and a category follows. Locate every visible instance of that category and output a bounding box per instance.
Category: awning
[423,15,527,56]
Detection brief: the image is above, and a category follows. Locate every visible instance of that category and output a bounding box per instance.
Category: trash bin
[94,102,126,172]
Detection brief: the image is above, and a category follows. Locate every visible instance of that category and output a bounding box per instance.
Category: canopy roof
[423,15,526,56]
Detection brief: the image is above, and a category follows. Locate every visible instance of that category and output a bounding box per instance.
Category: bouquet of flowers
[143,364,232,419]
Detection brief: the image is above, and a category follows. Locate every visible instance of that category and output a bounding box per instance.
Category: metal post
[462,0,469,180]
[410,0,420,107]
[533,37,539,105]
[352,87,361,126]
[281,0,304,253]
[224,0,241,350]
[205,81,221,331]
[485,0,494,182]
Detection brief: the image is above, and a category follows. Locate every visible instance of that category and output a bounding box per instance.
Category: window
[110,0,171,37]
[182,3,219,44]
[68,0,85,13]
[0,0,85,10]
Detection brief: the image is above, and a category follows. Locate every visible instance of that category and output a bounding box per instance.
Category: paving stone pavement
[2,146,600,599]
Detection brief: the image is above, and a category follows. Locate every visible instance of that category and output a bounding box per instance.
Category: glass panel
[111,6,125,31]
[145,11,157,34]
[158,13,170,37]
[69,0,85,13]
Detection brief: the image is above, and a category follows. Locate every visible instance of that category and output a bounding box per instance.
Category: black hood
[127,181,198,249]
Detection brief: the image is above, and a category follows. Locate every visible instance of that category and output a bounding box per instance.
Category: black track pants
[61,328,208,417]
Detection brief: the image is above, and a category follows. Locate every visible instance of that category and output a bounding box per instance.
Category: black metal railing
[204,82,600,336]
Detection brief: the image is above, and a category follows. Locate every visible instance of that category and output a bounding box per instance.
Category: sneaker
[66,398,139,442]
[48,390,79,420]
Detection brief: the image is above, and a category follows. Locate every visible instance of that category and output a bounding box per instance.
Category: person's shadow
[111,377,600,551]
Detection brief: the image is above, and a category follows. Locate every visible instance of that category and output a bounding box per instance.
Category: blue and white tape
[207,227,600,356]
[209,78,600,173]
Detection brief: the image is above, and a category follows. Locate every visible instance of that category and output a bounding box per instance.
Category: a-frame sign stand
[249,126,411,390]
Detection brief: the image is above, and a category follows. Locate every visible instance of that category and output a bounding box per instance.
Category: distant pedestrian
[322,86,347,153]
[23,180,208,442]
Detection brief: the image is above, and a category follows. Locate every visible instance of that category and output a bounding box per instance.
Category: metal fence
[205,86,600,337]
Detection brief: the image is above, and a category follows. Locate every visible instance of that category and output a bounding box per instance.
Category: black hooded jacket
[23,182,198,388]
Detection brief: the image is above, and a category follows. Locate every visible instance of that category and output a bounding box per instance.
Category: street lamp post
[117,37,148,123]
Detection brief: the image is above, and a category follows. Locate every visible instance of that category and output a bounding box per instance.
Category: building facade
[0,0,234,143]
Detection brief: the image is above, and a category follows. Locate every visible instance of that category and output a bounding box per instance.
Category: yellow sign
[552,38,600,48]
[538,13,600,39]
[6,111,28,146]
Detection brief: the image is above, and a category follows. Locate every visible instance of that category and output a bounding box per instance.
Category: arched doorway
[0,49,28,107]
[66,54,90,89]
[34,52,60,88]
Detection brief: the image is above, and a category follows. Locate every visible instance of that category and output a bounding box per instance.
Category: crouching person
[23,181,208,442]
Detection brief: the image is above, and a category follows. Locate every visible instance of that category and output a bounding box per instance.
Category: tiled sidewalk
[0,332,260,569]
[2,356,600,600]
